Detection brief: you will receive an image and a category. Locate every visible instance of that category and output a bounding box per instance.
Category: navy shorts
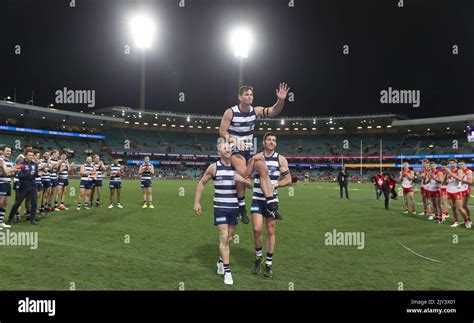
[109,181,122,189]
[251,199,278,219]
[91,179,103,187]
[58,179,69,187]
[50,178,59,188]
[214,208,239,226]
[80,180,92,190]
[140,179,152,188]
[0,182,12,196]
[231,149,254,162]
[13,180,20,190]
[42,180,51,188]
[35,181,43,192]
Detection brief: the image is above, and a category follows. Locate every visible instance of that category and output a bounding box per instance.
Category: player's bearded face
[239,91,253,105]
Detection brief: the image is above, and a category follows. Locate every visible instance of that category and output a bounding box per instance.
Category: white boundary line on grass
[397,241,443,264]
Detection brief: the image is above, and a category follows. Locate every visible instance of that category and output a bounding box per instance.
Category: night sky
[2,0,473,118]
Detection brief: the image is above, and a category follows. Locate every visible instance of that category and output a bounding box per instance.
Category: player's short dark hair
[25,149,34,155]
[238,85,253,96]
[0,146,11,152]
[440,161,448,166]
[263,132,276,141]
[448,158,457,163]
[33,150,40,155]
[422,159,429,163]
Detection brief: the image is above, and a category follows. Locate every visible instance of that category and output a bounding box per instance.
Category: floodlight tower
[230,27,253,88]
[130,14,155,111]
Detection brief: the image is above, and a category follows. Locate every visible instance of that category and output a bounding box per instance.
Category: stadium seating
[104,128,473,156]
[2,129,472,169]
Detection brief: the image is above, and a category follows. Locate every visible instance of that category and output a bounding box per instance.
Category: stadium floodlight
[130,15,155,49]
[230,27,252,58]
[129,14,156,111]
[230,27,253,87]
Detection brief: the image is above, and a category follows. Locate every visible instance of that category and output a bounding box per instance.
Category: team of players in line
[0,146,159,227]
[372,159,472,228]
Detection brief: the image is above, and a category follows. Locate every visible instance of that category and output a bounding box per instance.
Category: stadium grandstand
[1,100,473,181]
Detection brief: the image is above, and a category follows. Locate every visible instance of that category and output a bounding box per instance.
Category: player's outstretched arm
[254,83,290,117]
[435,170,443,183]
[193,163,216,215]
[462,169,472,184]
[219,109,246,151]
[276,155,292,188]
[234,173,253,189]
[450,169,464,181]
[80,165,88,177]
[0,160,6,177]
[219,108,233,143]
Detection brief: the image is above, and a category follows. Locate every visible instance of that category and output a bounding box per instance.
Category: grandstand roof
[391,114,473,135]
[96,106,403,134]
[0,100,124,127]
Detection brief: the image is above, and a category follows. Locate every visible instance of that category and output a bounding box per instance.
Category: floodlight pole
[139,48,146,111]
[238,56,244,88]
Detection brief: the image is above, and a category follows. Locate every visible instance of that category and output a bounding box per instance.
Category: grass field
[0,179,473,291]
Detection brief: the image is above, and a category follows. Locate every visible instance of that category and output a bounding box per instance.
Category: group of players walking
[194,83,292,285]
